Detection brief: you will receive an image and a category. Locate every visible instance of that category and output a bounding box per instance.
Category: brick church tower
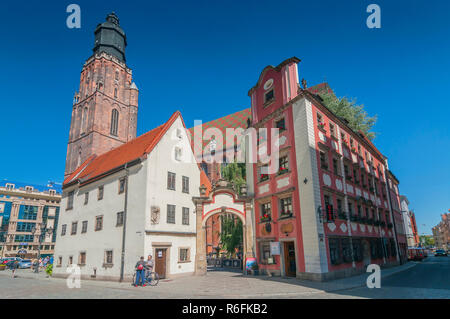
[65,12,139,177]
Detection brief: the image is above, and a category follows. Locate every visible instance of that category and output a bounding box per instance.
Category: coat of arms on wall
[151,206,160,224]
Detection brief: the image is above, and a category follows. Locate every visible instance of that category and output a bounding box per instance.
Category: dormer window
[264,89,274,104]
[6,183,14,190]
[25,186,33,192]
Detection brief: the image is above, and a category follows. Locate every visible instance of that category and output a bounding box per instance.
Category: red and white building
[243,57,407,280]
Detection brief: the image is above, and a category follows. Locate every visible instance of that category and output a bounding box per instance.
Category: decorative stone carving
[280,222,293,235]
[151,206,160,224]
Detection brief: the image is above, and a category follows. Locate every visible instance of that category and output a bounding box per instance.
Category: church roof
[187,108,251,156]
[64,111,183,187]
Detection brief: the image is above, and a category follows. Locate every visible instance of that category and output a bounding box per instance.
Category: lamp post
[31,223,53,273]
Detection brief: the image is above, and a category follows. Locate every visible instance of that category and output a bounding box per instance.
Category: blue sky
[0,0,448,234]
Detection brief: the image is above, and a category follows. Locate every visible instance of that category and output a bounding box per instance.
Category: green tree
[221,162,246,195]
[319,93,377,140]
[219,215,243,258]
[420,235,435,247]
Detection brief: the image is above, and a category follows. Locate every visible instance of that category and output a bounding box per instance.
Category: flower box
[280,210,293,219]
[260,174,269,181]
[317,122,326,131]
[260,214,271,223]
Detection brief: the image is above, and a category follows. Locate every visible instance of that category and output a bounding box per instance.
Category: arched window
[110,109,119,136]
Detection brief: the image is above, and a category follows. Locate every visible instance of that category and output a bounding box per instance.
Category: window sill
[178,260,191,264]
[317,126,327,133]
[77,263,86,267]
[278,214,294,221]
[263,98,275,108]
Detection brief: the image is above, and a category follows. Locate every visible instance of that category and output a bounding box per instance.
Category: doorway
[362,240,371,267]
[283,241,296,277]
[155,248,167,279]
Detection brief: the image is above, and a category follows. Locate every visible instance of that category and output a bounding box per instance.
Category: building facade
[400,195,419,247]
[0,180,61,259]
[432,213,450,251]
[54,111,201,281]
[244,57,405,280]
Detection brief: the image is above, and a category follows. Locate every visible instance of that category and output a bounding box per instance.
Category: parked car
[434,249,448,257]
[1,257,22,265]
[18,259,32,269]
[407,247,425,261]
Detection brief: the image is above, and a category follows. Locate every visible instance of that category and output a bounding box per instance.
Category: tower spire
[93,12,127,62]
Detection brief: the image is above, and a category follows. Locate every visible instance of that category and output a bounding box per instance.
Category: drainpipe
[119,163,129,282]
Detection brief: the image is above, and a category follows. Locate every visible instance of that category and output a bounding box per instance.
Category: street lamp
[31,223,53,273]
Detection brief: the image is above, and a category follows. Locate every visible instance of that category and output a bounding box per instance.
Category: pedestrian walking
[10,260,19,278]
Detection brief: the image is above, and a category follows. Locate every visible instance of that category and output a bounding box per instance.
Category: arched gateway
[192,179,255,275]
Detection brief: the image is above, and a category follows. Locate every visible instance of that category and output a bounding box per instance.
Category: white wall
[144,116,200,276]
[53,162,147,280]
[292,98,329,274]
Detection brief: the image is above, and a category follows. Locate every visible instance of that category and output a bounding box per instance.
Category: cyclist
[145,255,154,283]
[134,256,146,287]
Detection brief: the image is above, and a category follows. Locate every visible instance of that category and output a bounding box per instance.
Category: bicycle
[132,270,159,286]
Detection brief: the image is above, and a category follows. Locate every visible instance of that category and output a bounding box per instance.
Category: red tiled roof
[64,111,182,187]
[200,169,212,197]
[188,108,251,156]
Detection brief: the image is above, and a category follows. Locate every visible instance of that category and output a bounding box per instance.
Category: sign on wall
[270,242,281,255]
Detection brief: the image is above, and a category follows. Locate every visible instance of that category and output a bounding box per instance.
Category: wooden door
[284,242,296,277]
[155,248,167,279]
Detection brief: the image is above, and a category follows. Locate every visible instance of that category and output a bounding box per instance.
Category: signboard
[245,257,257,270]
[270,242,281,255]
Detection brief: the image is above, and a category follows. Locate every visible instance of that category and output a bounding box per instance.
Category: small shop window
[329,238,342,265]
[259,241,273,264]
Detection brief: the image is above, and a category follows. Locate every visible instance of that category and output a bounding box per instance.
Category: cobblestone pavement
[0,258,448,299]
